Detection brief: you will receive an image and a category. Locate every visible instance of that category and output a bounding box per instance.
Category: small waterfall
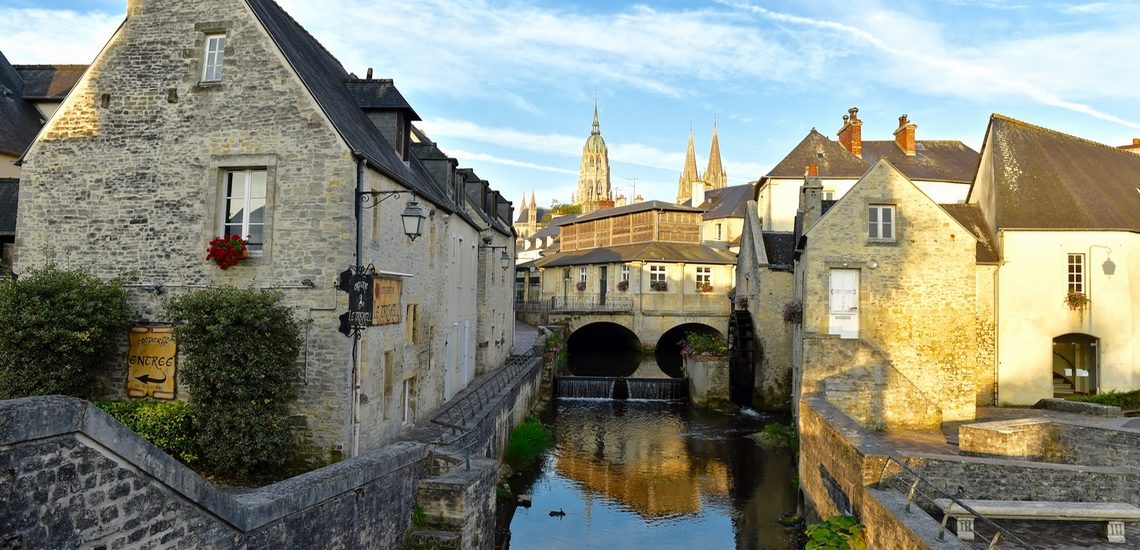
[627,378,687,401]
[555,377,686,401]
[555,376,617,399]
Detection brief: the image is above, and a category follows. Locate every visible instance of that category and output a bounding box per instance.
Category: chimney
[837,107,863,158]
[692,181,706,207]
[805,163,819,176]
[366,68,373,80]
[799,175,824,230]
[1119,138,1140,156]
[894,114,917,156]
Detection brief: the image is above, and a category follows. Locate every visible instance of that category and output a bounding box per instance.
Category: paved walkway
[512,319,541,356]
[877,407,1140,549]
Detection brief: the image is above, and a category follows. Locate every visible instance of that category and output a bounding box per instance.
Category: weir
[554,376,687,401]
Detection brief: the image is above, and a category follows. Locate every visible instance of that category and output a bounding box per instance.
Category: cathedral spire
[577,100,612,213]
[591,98,600,135]
[529,191,536,209]
[704,119,727,189]
[677,124,700,204]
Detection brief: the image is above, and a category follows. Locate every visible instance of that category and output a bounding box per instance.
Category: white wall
[996,230,1140,405]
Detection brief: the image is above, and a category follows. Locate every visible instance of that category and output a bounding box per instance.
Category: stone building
[575,102,613,214]
[755,107,979,231]
[969,114,1140,405]
[675,121,728,205]
[14,0,515,458]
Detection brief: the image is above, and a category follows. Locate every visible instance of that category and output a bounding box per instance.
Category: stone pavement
[877,407,1140,549]
[512,319,541,356]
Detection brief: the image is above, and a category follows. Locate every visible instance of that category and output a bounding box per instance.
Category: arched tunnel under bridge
[656,323,724,379]
[565,322,643,377]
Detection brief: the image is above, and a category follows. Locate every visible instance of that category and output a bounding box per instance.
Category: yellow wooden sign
[373,277,402,325]
[126,326,176,399]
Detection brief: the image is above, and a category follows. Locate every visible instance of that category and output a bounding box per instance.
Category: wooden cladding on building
[561,209,702,252]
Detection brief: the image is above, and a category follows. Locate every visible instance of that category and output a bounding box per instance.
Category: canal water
[504,398,798,550]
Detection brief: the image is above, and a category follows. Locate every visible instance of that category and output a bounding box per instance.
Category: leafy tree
[0,265,129,399]
[166,287,302,479]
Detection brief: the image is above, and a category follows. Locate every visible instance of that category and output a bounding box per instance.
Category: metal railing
[876,456,1034,549]
[427,350,542,469]
[549,295,634,312]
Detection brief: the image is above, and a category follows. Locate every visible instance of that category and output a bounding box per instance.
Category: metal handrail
[877,456,1035,549]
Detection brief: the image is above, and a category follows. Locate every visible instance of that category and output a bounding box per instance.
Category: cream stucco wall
[995,230,1140,405]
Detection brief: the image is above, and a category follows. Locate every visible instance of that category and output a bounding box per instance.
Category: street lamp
[357,189,426,241]
[479,244,512,271]
[563,274,570,308]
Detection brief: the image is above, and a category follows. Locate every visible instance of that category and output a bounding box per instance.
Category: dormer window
[202,35,226,82]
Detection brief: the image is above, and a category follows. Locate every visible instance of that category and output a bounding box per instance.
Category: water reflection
[508,400,796,550]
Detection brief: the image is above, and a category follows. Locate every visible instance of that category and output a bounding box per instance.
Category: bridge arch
[656,323,723,379]
[566,322,643,377]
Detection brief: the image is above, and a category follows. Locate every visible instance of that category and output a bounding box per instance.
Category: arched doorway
[1052,333,1098,397]
[566,322,642,377]
[656,323,723,379]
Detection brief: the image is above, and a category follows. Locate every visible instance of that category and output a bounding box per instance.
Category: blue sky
[4,0,1139,210]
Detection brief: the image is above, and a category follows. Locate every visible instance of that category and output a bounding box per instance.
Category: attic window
[201,34,226,82]
[816,152,825,159]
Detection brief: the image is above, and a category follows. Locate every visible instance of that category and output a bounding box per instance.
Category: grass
[503,416,553,470]
[1067,389,1140,409]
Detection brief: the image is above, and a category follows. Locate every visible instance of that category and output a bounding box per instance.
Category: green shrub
[678,331,728,358]
[504,416,553,470]
[1068,390,1140,409]
[0,265,130,399]
[97,399,198,463]
[166,286,302,480]
[805,515,866,550]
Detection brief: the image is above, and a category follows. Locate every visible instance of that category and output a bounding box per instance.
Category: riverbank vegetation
[503,416,553,470]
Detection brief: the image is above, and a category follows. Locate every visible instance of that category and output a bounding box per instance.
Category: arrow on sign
[135,372,167,384]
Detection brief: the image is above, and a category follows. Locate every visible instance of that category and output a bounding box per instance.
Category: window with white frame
[823,189,836,200]
[696,267,712,286]
[402,377,415,423]
[621,264,630,282]
[579,267,588,283]
[221,169,266,253]
[202,35,226,82]
[1068,254,1085,293]
[868,205,895,241]
[715,224,723,240]
[650,265,666,283]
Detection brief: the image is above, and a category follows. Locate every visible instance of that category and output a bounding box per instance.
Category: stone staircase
[1053,372,1075,397]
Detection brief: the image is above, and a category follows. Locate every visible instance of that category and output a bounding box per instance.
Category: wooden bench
[934,499,1140,544]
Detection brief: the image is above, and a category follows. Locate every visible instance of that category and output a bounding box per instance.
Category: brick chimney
[1119,138,1140,156]
[837,107,862,158]
[894,114,917,156]
[800,175,824,230]
[805,163,819,176]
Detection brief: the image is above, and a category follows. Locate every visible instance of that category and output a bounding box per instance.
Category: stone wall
[0,354,542,549]
[799,160,979,424]
[974,266,997,405]
[960,417,1140,469]
[684,356,729,407]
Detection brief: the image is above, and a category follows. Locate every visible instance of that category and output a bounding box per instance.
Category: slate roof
[686,183,753,220]
[571,200,702,224]
[0,52,44,157]
[246,0,451,211]
[535,241,737,268]
[14,64,86,99]
[514,206,549,224]
[530,214,578,240]
[764,128,978,184]
[941,203,999,263]
[979,114,1140,232]
[760,231,796,270]
[344,78,421,120]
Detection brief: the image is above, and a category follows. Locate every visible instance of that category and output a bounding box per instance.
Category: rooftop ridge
[13,64,88,70]
[991,113,1139,159]
[252,0,348,78]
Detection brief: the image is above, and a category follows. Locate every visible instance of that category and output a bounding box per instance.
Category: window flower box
[1064,290,1089,322]
[617,280,629,292]
[651,281,668,292]
[576,281,586,292]
[206,234,249,270]
[696,282,713,293]
[781,299,802,325]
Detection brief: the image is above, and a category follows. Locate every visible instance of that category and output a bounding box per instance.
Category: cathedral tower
[704,120,727,189]
[576,101,612,213]
[676,126,700,204]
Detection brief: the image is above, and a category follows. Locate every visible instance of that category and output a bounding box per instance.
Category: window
[1068,254,1085,293]
[401,377,415,423]
[579,267,588,283]
[716,224,723,241]
[202,35,226,82]
[650,265,666,283]
[696,267,711,285]
[823,189,836,200]
[868,205,895,241]
[621,264,630,282]
[405,304,418,344]
[221,169,266,253]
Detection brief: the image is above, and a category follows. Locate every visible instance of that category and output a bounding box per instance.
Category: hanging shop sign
[126,326,176,399]
[373,277,402,325]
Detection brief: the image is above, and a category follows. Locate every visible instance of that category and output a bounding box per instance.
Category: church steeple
[577,101,612,213]
[527,191,537,228]
[677,125,700,204]
[704,119,727,189]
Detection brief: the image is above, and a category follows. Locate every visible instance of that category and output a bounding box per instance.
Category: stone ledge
[1035,398,1122,417]
[934,499,1140,521]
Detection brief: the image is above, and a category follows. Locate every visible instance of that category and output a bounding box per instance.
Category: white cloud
[442,150,577,176]
[0,8,121,63]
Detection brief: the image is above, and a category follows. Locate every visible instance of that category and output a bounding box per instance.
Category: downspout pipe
[355,153,367,269]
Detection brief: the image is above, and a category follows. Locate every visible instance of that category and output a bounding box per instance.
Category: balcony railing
[523,294,635,312]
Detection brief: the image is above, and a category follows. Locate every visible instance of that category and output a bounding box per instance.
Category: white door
[829,269,859,339]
